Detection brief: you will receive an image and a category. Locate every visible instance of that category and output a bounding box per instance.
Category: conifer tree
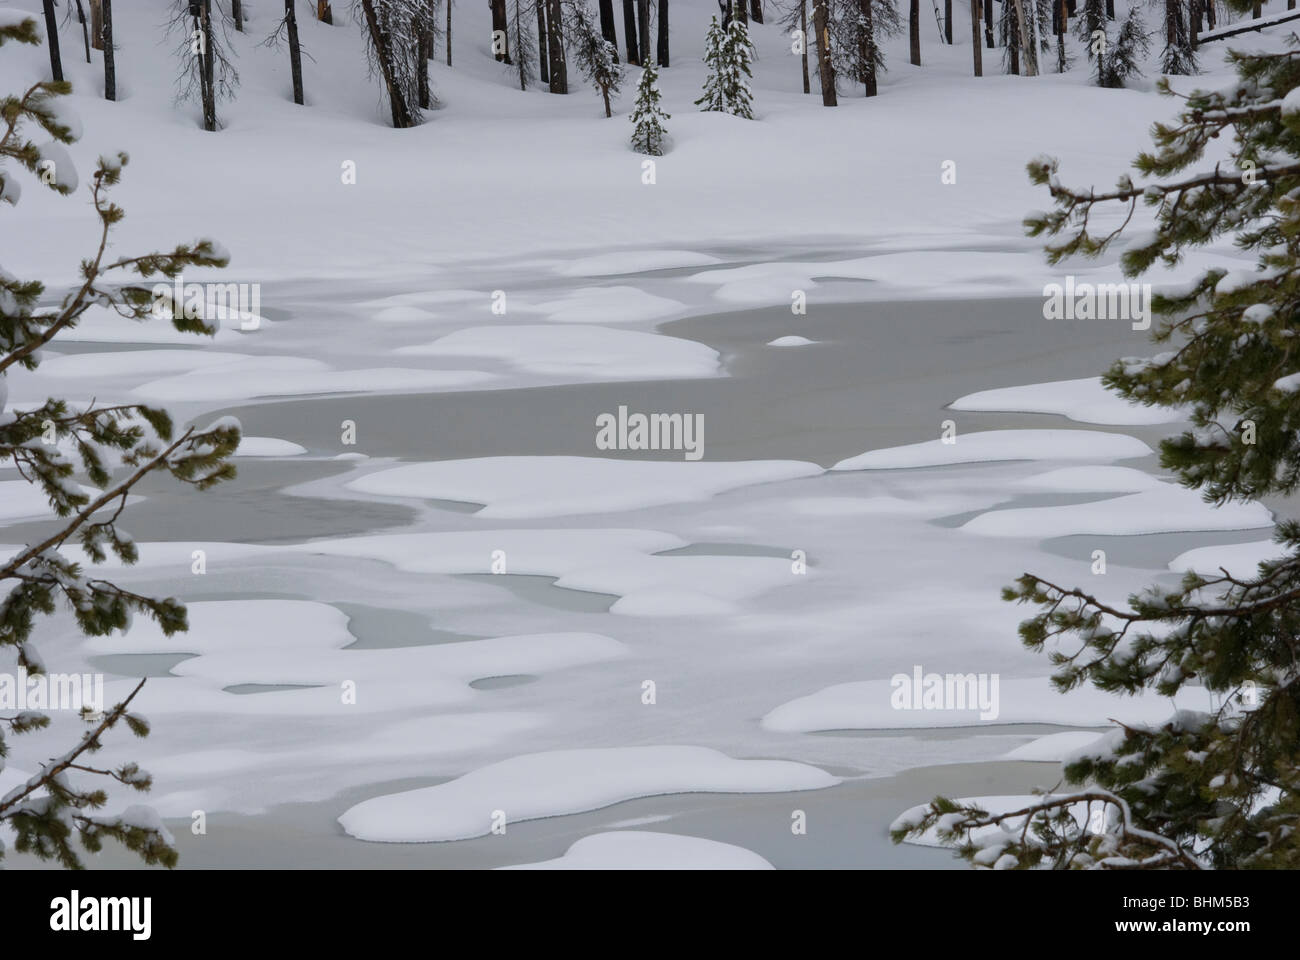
[895,28,1300,871]
[0,13,240,868]
[1158,0,1196,75]
[510,0,537,91]
[568,0,623,114]
[696,14,756,117]
[629,59,669,154]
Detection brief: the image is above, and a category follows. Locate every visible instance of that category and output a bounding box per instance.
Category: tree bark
[1253,1,1261,16]
[909,0,920,65]
[658,0,669,66]
[945,0,953,43]
[416,27,430,107]
[738,0,749,23]
[984,0,994,46]
[491,0,510,62]
[102,0,115,101]
[447,0,454,65]
[90,0,104,50]
[318,1,334,24]
[623,0,640,64]
[1105,0,1114,17]
[536,0,549,81]
[1012,0,1037,73]
[75,0,91,62]
[360,0,413,126]
[859,0,877,95]
[547,0,567,92]
[233,0,244,31]
[799,0,810,94]
[637,0,651,65]
[42,0,63,82]
[599,0,619,57]
[971,0,982,75]
[751,0,764,23]
[200,0,217,131]
[811,0,836,105]
[286,0,304,104]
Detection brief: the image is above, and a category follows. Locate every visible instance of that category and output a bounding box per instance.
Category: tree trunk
[599,0,619,57]
[41,0,63,82]
[286,0,304,104]
[1011,0,1036,73]
[1105,0,1114,17]
[971,0,982,74]
[623,0,640,64]
[909,0,920,65]
[637,0,651,65]
[799,0,810,93]
[945,0,953,43]
[102,0,115,101]
[752,0,764,23]
[658,0,669,66]
[90,0,104,50]
[318,1,334,24]
[491,0,510,62]
[75,0,91,62]
[536,0,549,81]
[738,0,749,23]
[200,0,217,131]
[233,0,243,31]
[984,0,994,46]
[1206,0,1215,28]
[547,0,567,92]
[1253,1,1261,15]
[360,0,413,126]
[859,0,877,95]
[811,0,836,105]
[447,0,454,65]
[416,28,430,108]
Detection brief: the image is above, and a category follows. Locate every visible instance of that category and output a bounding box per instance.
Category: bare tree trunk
[945,0,953,42]
[286,0,305,104]
[547,0,567,91]
[971,0,982,74]
[658,0,669,66]
[318,1,334,24]
[858,0,877,95]
[984,0,994,46]
[811,0,836,105]
[637,0,651,64]
[491,0,510,62]
[75,0,91,62]
[1253,1,1261,16]
[41,0,63,82]
[909,0,920,65]
[447,0,454,64]
[1105,0,1114,17]
[752,0,764,22]
[91,0,104,50]
[536,0,549,81]
[623,0,640,63]
[599,0,619,58]
[738,0,749,23]
[799,0,810,94]
[233,0,244,31]
[102,0,115,100]
[416,26,430,107]
[200,0,217,131]
[360,0,413,126]
[1011,0,1036,73]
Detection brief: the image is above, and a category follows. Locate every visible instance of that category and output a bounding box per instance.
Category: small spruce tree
[568,0,624,116]
[696,13,756,117]
[696,14,727,111]
[630,59,670,155]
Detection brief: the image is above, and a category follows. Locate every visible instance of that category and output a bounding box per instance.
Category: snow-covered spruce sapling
[1155,0,1196,76]
[894,36,1300,869]
[0,14,241,869]
[629,59,670,155]
[567,0,623,115]
[696,13,756,118]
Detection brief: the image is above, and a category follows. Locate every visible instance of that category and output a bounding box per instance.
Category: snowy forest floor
[1,0,1293,868]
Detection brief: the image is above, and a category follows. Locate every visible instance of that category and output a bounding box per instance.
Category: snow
[396,324,720,380]
[767,335,817,346]
[521,286,685,324]
[344,456,823,518]
[498,831,774,870]
[555,250,723,277]
[832,430,1152,471]
[234,436,307,458]
[1169,539,1287,578]
[950,377,1189,425]
[337,746,838,842]
[1004,731,1108,761]
[762,677,1191,732]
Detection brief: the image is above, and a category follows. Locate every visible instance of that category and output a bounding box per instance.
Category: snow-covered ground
[1,0,1291,868]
